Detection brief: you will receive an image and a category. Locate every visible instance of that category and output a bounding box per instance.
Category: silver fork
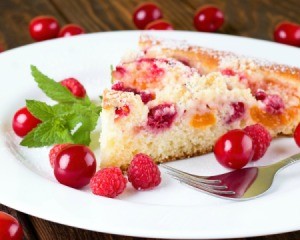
[160,153,300,200]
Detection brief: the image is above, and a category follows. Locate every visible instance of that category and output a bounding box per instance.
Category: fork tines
[160,164,236,195]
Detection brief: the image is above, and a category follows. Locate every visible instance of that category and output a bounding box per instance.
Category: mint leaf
[31,65,78,103]
[34,119,73,145]
[26,100,54,121]
[22,66,102,148]
[20,129,45,148]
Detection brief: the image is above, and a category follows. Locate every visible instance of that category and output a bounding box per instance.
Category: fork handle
[272,153,300,172]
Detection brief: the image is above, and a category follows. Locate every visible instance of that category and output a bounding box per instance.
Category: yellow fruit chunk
[190,112,216,128]
[250,106,296,128]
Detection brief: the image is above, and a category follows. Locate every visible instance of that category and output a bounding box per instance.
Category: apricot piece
[190,112,216,128]
[250,106,296,128]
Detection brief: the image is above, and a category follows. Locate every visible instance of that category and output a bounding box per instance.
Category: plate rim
[1,30,300,239]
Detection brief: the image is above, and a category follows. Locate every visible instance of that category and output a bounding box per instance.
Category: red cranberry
[138,58,165,78]
[54,144,96,189]
[133,3,163,29]
[0,45,4,53]
[147,103,177,131]
[226,102,245,123]
[263,94,285,114]
[115,105,130,117]
[29,16,60,41]
[145,19,173,30]
[58,24,85,37]
[0,211,23,240]
[112,82,154,104]
[294,123,300,147]
[139,91,155,104]
[221,69,236,76]
[194,6,224,32]
[274,22,300,47]
[12,107,41,137]
[214,129,254,169]
[255,89,267,101]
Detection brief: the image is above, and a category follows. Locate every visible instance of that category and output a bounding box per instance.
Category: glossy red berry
[194,6,224,32]
[12,107,41,137]
[58,24,85,37]
[274,22,300,47]
[49,144,71,168]
[145,19,173,30]
[60,78,86,98]
[255,89,267,101]
[0,45,4,53]
[54,144,96,189]
[29,16,60,41]
[0,211,23,240]
[133,3,163,29]
[294,123,300,147]
[214,129,254,169]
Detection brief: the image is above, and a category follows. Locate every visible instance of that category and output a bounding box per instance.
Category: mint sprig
[20,65,101,148]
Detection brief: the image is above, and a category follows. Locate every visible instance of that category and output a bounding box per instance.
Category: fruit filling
[112,81,155,104]
[147,103,177,131]
[263,94,285,114]
[250,106,295,128]
[190,112,216,128]
[112,58,166,90]
[254,89,267,101]
[115,105,130,117]
[226,102,245,123]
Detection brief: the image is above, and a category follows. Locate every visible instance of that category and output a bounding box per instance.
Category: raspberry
[226,102,245,123]
[263,94,285,114]
[221,68,236,76]
[147,103,177,131]
[49,144,71,168]
[90,167,127,198]
[127,153,161,190]
[60,78,86,98]
[244,124,272,161]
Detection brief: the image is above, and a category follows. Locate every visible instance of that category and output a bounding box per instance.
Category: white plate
[1,31,300,239]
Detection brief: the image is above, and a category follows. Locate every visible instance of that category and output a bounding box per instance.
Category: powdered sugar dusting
[140,34,300,76]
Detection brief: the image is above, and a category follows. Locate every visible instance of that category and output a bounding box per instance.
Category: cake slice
[99,37,300,169]
[101,58,256,169]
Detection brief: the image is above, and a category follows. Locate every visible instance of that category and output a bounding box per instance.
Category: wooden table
[1,0,300,239]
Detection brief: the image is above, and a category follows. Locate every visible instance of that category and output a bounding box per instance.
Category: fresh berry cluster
[29,16,85,42]
[132,3,173,30]
[12,77,87,138]
[132,3,225,32]
[90,153,161,198]
[214,124,272,169]
[132,3,300,47]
